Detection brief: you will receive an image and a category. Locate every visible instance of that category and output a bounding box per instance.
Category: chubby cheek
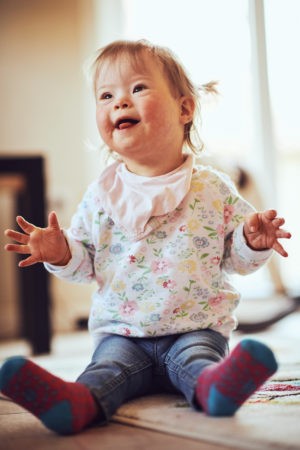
[142,97,164,123]
[143,97,179,134]
[96,109,112,144]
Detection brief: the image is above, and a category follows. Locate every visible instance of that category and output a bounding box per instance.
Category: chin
[113,144,143,158]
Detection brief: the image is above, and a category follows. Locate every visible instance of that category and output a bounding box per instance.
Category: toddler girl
[1,39,291,434]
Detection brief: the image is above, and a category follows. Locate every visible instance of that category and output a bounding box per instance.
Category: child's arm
[243,209,291,257]
[4,211,71,267]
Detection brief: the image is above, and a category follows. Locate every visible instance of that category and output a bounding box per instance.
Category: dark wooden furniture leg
[0,155,51,354]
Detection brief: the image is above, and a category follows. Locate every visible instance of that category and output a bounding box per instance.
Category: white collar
[97,154,194,240]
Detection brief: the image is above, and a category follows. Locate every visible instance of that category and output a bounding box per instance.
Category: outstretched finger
[272,217,285,229]
[263,209,277,220]
[4,229,29,244]
[16,216,36,234]
[19,255,38,268]
[48,211,60,230]
[276,229,292,239]
[5,243,31,255]
[272,240,288,258]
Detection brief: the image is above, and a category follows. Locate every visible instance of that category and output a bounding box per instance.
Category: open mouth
[115,118,140,130]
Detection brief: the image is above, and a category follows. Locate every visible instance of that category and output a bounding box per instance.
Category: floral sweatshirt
[46,156,272,344]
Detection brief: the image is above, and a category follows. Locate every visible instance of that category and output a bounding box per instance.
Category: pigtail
[198,80,219,97]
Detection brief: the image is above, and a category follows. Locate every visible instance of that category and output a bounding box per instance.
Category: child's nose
[114,95,131,110]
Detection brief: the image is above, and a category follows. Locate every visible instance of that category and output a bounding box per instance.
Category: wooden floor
[0,399,232,450]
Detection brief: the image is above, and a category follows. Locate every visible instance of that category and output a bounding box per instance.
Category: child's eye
[133,84,146,93]
[100,92,112,100]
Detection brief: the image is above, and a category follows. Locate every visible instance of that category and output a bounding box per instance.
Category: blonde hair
[87,39,217,154]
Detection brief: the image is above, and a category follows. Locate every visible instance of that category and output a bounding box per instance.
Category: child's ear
[180,96,195,124]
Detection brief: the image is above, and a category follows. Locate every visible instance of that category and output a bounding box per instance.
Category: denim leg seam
[88,359,153,421]
[165,356,198,387]
[153,339,159,367]
[91,359,152,394]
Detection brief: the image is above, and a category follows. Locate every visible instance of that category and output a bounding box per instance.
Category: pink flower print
[163,279,177,289]
[173,307,181,314]
[208,293,226,308]
[122,327,132,336]
[224,204,234,224]
[128,255,137,264]
[151,259,171,274]
[210,256,221,265]
[217,224,225,237]
[179,225,187,232]
[119,300,138,316]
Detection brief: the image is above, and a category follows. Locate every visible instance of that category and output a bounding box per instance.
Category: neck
[122,153,186,177]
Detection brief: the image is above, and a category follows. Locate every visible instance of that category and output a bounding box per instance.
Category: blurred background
[0,0,299,348]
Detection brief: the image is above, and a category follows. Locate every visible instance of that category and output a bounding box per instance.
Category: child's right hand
[4,211,71,267]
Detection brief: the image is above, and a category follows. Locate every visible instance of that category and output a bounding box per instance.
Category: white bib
[97,154,194,240]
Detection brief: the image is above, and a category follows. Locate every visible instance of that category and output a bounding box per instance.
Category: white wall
[0,0,106,335]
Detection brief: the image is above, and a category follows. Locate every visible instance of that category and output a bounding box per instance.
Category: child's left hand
[244,209,291,257]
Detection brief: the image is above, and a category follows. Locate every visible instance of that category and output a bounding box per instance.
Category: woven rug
[112,312,300,450]
[112,378,300,450]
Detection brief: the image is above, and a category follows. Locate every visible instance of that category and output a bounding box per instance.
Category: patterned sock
[0,356,99,434]
[195,339,278,416]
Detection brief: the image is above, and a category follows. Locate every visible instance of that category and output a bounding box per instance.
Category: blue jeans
[76,329,229,422]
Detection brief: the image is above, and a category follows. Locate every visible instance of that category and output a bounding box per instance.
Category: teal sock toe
[40,400,73,435]
[0,356,27,390]
[207,385,238,416]
[240,339,278,372]
[0,358,97,434]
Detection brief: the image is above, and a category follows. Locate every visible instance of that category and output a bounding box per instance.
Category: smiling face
[95,51,194,175]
